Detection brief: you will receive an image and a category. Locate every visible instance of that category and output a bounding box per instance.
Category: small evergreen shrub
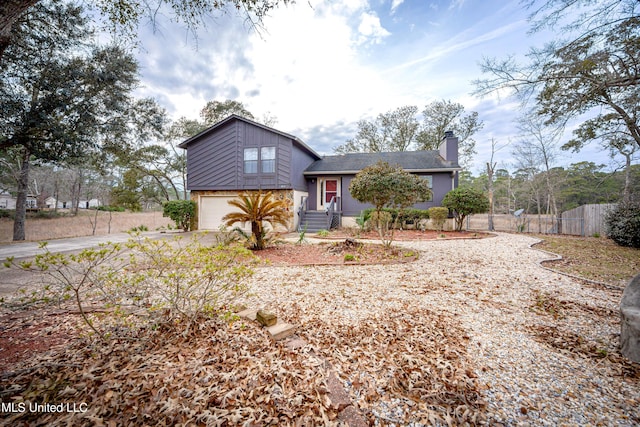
[97,205,125,212]
[344,254,355,262]
[428,207,449,231]
[163,200,196,232]
[370,210,393,231]
[605,201,640,248]
[362,208,429,229]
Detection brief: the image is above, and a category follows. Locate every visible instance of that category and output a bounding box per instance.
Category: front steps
[299,211,330,232]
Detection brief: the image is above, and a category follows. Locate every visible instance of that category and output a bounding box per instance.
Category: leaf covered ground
[533,234,640,287]
[0,306,485,426]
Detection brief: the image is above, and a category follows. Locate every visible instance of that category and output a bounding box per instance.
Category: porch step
[300,211,329,232]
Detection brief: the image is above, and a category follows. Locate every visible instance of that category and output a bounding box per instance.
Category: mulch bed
[318,229,492,241]
[255,239,419,266]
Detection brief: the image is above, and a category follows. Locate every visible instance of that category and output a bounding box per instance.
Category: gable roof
[178,114,321,160]
[303,150,461,175]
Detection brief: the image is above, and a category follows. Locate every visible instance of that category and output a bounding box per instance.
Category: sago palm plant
[222,191,291,250]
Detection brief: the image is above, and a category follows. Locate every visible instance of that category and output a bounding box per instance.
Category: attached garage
[193,190,296,232]
[198,195,240,231]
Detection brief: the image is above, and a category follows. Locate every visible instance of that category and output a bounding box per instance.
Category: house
[0,192,16,210]
[0,192,37,210]
[45,197,101,209]
[179,115,461,232]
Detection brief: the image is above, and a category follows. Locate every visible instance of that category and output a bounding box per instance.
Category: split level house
[179,115,461,232]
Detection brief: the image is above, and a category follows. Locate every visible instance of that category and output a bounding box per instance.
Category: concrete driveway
[0,232,177,263]
[0,232,193,295]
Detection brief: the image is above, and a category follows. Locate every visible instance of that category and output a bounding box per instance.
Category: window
[261,147,276,173]
[244,148,258,174]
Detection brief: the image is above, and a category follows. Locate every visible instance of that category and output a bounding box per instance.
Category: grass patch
[533,234,640,287]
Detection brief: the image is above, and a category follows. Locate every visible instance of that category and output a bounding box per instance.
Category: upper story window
[261,147,276,174]
[244,148,258,174]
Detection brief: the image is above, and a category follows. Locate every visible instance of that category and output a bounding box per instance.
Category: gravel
[244,232,639,425]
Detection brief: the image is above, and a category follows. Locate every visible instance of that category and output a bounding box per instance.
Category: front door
[319,178,339,209]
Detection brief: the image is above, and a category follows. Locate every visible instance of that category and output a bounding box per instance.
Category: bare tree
[513,114,564,231]
[485,139,507,231]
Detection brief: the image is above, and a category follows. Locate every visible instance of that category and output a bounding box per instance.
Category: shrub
[163,200,196,232]
[317,229,329,237]
[442,188,490,231]
[97,205,125,212]
[398,209,430,227]
[605,201,640,248]
[349,161,431,246]
[344,254,355,262]
[428,207,449,231]
[4,234,257,338]
[370,210,393,235]
[0,209,13,219]
[30,210,63,219]
[222,192,291,250]
[361,208,429,229]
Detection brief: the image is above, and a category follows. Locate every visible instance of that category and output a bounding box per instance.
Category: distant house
[179,115,461,232]
[45,197,101,209]
[0,192,16,210]
[0,192,37,210]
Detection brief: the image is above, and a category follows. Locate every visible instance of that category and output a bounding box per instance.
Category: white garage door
[199,196,239,230]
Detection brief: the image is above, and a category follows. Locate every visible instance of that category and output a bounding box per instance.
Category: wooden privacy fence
[467,204,616,236]
[560,203,616,237]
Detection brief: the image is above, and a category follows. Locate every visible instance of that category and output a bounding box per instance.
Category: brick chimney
[439,131,458,164]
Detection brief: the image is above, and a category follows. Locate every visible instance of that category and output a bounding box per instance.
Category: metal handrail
[298,195,308,231]
[325,196,341,229]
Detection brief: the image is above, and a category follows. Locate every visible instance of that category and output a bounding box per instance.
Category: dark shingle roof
[303,150,460,175]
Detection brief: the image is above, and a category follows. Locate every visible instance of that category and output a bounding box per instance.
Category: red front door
[325,179,337,204]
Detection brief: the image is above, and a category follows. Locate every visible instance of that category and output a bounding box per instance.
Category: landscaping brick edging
[528,240,625,291]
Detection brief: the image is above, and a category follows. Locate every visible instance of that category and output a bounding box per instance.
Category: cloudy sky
[132,0,615,174]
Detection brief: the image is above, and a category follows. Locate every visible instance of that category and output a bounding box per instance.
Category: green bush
[163,200,196,231]
[0,209,13,219]
[428,207,449,231]
[97,205,125,212]
[442,188,490,231]
[29,210,64,219]
[605,201,640,248]
[361,208,429,229]
[370,210,393,233]
[398,208,430,226]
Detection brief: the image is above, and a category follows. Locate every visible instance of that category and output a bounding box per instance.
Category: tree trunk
[0,0,39,62]
[252,221,263,250]
[486,161,495,231]
[623,152,632,203]
[13,147,30,241]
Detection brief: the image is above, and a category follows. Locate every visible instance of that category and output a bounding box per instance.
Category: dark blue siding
[186,119,309,191]
[291,148,317,191]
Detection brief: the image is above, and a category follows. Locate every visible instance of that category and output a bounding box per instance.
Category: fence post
[581,217,584,237]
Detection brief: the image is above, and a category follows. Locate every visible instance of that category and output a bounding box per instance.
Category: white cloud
[357,11,391,44]
[390,0,405,15]
[449,0,466,10]
[234,2,397,135]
